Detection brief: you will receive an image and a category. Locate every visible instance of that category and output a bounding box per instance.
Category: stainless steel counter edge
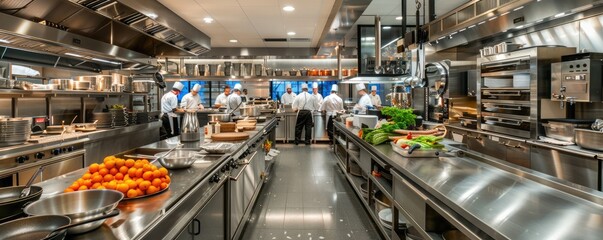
[335,122,603,240]
[445,123,603,160]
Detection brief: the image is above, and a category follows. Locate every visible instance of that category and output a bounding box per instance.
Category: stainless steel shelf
[0,89,149,98]
[163,75,341,81]
[480,69,530,77]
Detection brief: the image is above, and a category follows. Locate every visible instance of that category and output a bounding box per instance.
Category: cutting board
[237,125,256,131]
[219,122,237,132]
[211,132,250,141]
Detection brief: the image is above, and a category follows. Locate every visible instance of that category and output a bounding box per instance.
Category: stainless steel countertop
[33,118,277,240]
[336,122,603,240]
[445,123,603,160]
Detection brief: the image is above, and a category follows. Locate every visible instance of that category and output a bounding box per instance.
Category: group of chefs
[280,82,382,145]
[159,80,384,143]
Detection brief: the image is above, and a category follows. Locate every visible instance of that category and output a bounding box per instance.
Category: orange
[123,175,131,181]
[82,173,92,180]
[139,180,151,191]
[135,178,144,185]
[78,185,88,190]
[64,188,74,193]
[146,185,159,195]
[150,165,158,171]
[126,180,137,189]
[89,163,99,173]
[98,168,109,176]
[105,160,115,169]
[96,186,106,190]
[109,168,119,176]
[115,159,125,168]
[70,182,80,191]
[116,183,129,193]
[83,179,93,187]
[91,175,103,183]
[136,188,144,196]
[103,156,115,163]
[99,163,105,169]
[127,168,137,178]
[160,182,168,190]
[134,161,143,169]
[140,159,150,165]
[164,175,171,184]
[106,181,117,190]
[135,168,144,178]
[119,166,129,175]
[142,171,153,180]
[103,174,114,182]
[151,178,162,188]
[126,189,138,198]
[125,159,135,168]
[152,170,161,179]
[158,168,168,177]
[114,173,124,181]
[92,182,101,189]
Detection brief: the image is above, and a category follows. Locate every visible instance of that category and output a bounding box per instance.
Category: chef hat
[192,84,201,92]
[234,83,242,91]
[301,83,308,89]
[285,83,292,89]
[312,82,319,88]
[355,83,366,91]
[331,84,338,92]
[371,85,377,91]
[173,82,184,91]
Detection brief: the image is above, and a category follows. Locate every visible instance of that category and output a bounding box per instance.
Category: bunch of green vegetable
[395,135,445,149]
[381,107,416,130]
[361,128,398,145]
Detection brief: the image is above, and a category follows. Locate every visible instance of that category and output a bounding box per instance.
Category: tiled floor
[240,144,382,240]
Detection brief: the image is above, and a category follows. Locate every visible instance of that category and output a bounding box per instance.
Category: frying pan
[0,186,43,222]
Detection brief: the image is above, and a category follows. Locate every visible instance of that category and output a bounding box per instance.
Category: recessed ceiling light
[65,52,83,58]
[203,17,214,23]
[229,39,238,43]
[554,12,566,18]
[395,16,403,20]
[0,39,10,44]
[147,13,158,19]
[283,6,295,12]
[287,32,296,36]
[382,26,391,29]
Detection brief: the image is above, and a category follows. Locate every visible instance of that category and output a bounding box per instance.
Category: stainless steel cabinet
[530,145,600,190]
[276,116,286,141]
[312,114,329,142]
[177,184,226,240]
[18,155,84,185]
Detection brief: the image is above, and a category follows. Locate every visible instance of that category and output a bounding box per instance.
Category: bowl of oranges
[64,156,171,199]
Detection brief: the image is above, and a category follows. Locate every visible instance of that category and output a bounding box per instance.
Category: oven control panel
[13,144,83,164]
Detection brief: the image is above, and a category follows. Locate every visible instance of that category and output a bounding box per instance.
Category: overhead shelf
[0,89,149,98]
[163,75,342,81]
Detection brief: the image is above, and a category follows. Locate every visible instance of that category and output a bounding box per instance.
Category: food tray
[390,142,442,158]
[199,142,236,153]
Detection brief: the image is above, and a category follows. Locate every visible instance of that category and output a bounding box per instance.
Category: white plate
[378,209,407,226]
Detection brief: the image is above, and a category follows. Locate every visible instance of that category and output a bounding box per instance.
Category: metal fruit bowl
[23,189,123,234]
[154,150,199,169]
[575,129,603,151]
[199,142,235,154]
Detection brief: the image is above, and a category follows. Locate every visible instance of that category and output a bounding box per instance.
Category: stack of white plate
[513,74,530,88]
[378,209,407,230]
[483,77,512,88]
[0,117,32,146]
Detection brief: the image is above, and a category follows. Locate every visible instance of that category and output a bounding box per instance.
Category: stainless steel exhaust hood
[0,0,211,71]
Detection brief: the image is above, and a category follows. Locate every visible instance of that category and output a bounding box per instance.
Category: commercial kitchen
[0,0,603,239]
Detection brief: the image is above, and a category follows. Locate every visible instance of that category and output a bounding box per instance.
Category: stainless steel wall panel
[530,145,599,190]
[16,98,46,118]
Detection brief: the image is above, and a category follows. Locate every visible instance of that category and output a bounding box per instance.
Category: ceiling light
[203,17,214,23]
[283,6,295,12]
[515,25,525,29]
[513,6,524,11]
[65,52,83,58]
[92,58,120,65]
[0,39,10,44]
[382,26,391,29]
[287,32,296,36]
[395,16,403,20]
[147,13,158,19]
[229,39,238,43]
[501,11,510,16]
[489,16,498,21]
[554,12,566,18]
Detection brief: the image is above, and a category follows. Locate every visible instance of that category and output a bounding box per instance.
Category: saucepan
[24,190,123,234]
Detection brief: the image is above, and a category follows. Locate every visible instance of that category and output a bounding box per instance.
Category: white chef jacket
[161,91,179,117]
[369,94,382,106]
[293,91,319,111]
[226,94,242,116]
[281,92,297,105]
[180,93,203,110]
[215,93,228,106]
[355,94,373,114]
[312,92,324,104]
[319,93,344,117]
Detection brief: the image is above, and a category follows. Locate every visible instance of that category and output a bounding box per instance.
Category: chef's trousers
[295,110,313,144]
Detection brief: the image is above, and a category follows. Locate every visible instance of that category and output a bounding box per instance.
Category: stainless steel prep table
[275,111,329,143]
[34,118,277,240]
[335,121,603,240]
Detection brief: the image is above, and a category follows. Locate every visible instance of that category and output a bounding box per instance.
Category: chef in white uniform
[160,82,184,139]
[292,83,320,145]
[319,84,344,143]
[226,83,243,116]
[214,85,230,108]
[281,83,296,105]
[354,83,373,114]
[311,82,324,104]
[369,85,382,107]
[180,84,204,110]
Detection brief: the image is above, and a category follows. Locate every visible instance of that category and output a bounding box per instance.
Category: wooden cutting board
[237,125,256,131]
[219,122,237,132]
[211,132,250,141]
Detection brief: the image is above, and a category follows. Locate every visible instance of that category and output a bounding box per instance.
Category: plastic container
[214,122,221,134]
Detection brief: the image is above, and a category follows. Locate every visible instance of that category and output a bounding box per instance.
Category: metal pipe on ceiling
[374,16,381,74]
